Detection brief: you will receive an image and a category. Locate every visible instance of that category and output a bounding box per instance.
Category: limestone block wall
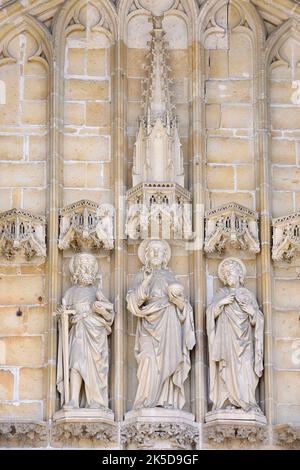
[268,27,300,422]
[0,0,299,449]
[0,21,50,421]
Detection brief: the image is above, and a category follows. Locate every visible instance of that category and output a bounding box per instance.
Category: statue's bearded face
[77,259,96,286]
[224,267,240,288]
[146,242,166,269]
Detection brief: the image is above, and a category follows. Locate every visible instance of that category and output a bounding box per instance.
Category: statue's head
[138,239,171,270]
[218,258,246,288]
[69,253,98,286]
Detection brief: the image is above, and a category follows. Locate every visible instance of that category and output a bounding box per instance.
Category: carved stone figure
[57,253,114,410]
[206,258,264,414]
[127,239,196,410]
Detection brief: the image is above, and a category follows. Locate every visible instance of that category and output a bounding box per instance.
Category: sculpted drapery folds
[206,258,264,413]
[57,253,115,410]
[127,240,196,410]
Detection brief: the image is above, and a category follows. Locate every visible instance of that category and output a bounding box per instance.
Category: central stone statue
[127,239,196,410]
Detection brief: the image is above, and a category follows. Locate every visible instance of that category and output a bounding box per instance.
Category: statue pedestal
[205,409,267,425]
[52,408,116,448]
[122,408,198,450]
[203,410,267,447]
[53,407,114,424]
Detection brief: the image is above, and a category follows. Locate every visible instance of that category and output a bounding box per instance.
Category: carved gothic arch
[197,0,266,45]
[265,17,300,67]
[0,13,52,66]
[118,0,198,43]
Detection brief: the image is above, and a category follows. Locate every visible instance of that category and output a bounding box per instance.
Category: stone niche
[272,212,300,262]
[0,209,46,261]
[204,203,260,256]
[58,200,114,252]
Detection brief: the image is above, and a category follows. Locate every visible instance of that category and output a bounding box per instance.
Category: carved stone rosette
[0,209,46,261]
[272,212,300,262]
[203,422,267,445]
[58,200,114,252]
[51,422,117,447]
[204,203,260,255]
[126,182,192,241]
[0,422,48,448]
[121,422,199,450]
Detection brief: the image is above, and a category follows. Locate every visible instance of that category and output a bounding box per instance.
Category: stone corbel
[203,422,267,445]
[0,209,46,261]
[121,422,199,450]
[51,422,117,447]
[272,212,300,262]
[58,200,114,252]
[204,203,260,255]
[274,424,300,448]
[0,422,48,447]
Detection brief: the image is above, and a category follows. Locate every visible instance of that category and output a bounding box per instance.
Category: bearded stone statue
[56,253,114,410]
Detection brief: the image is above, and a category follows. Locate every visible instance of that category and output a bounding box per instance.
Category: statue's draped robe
[206,287,264,411]
[127,268,196,410]
[57,285,114,408]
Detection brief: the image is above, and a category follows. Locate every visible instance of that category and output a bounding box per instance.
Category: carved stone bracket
[58,200,114,252]
[272,212,300,262]
[121,422,199,450]
[204,203,260,255]
[0,422,48,447]
[51,422,117,447]
[203,421,267,445]
[126,183,192,241]
[274,424,300,448]
[0,209,46,261]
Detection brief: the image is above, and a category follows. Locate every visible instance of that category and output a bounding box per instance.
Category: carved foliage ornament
[0,422,48,447]
[121,422,199,450]
[0,209,46,261]
[58,200,114,252]
[52,422,117,444]
[204,423,267,444]
[204,203,260,255]
[272,212,300,262]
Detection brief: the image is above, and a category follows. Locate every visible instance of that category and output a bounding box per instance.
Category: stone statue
[57,253,114,410]
[206,258,264,414]
[127,239,196,410]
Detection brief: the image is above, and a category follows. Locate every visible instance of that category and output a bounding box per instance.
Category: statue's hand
[169,293,185,311]
[239,301,256,317]
[55,305,66,316]
[142,269,153,290]
[218,294,235,307]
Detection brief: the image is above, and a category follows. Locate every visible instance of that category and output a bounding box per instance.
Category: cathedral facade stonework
[0,0,300,450]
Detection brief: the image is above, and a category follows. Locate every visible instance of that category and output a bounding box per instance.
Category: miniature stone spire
[142,15,174,127]
[132,14,184,187]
